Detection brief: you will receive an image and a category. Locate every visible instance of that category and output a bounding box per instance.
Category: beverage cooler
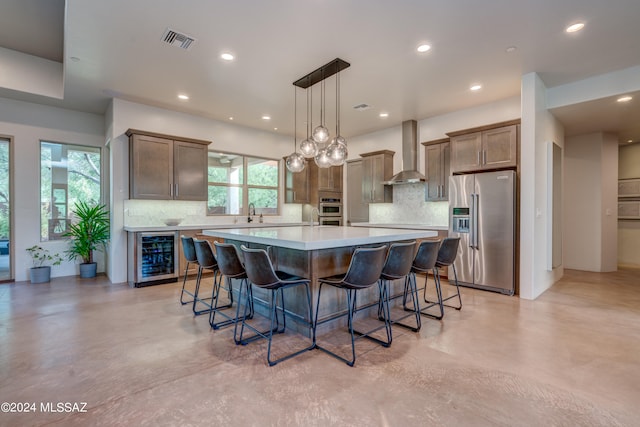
[128,231,179,287]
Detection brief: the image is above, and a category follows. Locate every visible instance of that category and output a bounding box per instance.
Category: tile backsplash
[369,184,448,226]
[123,200,302,227]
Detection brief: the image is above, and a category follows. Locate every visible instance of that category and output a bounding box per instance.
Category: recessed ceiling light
[505,46,517,53]
[274,127,278,131]
[220,52,235,61]
[617,95,633,103]
[229,116,234,120]
[417,44,431,53]
[470,84,482,91]
[178,94,189,100]
[262,115,271,120]
[628,139,634,143]
[565,22,585,33]
[379,112,389,118]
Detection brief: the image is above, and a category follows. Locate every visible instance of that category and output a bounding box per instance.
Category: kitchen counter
[124,222,307,232]
[202,226,437,251]
[350,222,448,231]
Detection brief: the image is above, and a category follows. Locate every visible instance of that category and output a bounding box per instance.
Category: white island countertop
[202,226,437,251]
[350,222,448,231]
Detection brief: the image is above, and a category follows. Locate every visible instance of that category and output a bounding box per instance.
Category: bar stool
[378,240,421,332]
[210,241,254,329]
[434,237,462,311]
[314,245,388,367]
[191,239,223,316]
[236,246,315,366]
[179,236,202,306]
[408,240,444,320]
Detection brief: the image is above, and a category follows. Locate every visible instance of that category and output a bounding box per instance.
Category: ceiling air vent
[353,103,371,111]
[161,28,196,50]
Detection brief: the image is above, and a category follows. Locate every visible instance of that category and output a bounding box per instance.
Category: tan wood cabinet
[284,159,310,203]
[346,159,369,224]
[448,123,518,173]
[422,139,450,201]
[318,164,343,192]
[127,129,209,201]
[361,150,394,203]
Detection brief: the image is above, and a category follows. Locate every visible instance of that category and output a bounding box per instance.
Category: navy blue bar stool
[236,246,315,366]
[314,245,388,367]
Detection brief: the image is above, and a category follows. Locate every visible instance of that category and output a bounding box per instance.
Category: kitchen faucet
[248,203,256,223]
[310,207,320,227]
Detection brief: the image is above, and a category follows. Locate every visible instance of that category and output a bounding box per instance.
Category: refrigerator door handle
[472,193,479,249]
[469,193,475,248]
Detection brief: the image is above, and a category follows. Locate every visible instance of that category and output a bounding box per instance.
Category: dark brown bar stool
[434,237,462,311]
[191,239,223,316]
[179,235,202,306]
[378,240,421,332]
[236,246,314,366]
[209,241,254,329]
[409,240,444,320]
[314,245,388,367]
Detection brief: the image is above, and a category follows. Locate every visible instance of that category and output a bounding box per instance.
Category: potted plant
[63,201,110,278]
[26,245,63,283]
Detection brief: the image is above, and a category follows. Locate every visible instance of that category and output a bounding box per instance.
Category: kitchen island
[202,226,437,333]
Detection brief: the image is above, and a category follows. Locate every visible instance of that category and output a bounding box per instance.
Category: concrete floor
[1,269,639,426]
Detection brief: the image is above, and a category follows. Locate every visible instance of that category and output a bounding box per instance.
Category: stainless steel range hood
[384,120,426,185]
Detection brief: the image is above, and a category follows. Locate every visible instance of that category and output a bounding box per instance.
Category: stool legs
[209,275,254,330]
[419,270,445,320]
[191,268,218,316]
[438,264,462,310]
[179,261,202,305]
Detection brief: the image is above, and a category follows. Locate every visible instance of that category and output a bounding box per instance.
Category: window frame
[207,151,280,216]
[39,140,103,242]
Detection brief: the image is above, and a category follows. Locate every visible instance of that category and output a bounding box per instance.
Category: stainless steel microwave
[319,202,343,217]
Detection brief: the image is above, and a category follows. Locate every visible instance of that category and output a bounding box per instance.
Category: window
[40,142,101,241]
[207,152,279,215]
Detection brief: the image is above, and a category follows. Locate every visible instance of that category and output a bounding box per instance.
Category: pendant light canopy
[291,58,350,170]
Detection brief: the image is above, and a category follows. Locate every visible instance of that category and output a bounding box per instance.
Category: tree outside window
[40,142,101,241]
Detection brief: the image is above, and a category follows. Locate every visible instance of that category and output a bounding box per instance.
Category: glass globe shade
[327,137,348,166]
[314,148,332,168]
[312,125,330,144]
[299,138,318,158]
[285,152,306,173]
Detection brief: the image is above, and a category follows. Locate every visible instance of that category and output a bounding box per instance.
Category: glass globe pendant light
[326,71,347,166]
[312,80,330,144]
[299,87,318,158]
[286,87,306,173]
[314,145,332,168]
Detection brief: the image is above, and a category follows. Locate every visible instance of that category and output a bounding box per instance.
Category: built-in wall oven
[128,231,179,287]
[318,194,343,225]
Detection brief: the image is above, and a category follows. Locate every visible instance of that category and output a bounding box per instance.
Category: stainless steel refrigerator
[449,170,515,295]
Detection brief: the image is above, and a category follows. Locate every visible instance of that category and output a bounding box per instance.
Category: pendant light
[312,79,330,144]
[285,87,306,173]
[326,70,348,166]
[299,87,318,158]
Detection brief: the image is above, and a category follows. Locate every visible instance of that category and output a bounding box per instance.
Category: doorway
[0,137,11,281]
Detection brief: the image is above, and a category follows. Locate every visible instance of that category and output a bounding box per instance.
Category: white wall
[0,47,63,99]
[0,97,105,281]
[520,73,565,300]
[618,142,640,267]
[107,99,293,283]
[564,132,618,271]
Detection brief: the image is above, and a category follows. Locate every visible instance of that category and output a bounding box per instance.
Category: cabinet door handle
[293,191,296,201]
[170,184,173,197]
[477,151,481,165]
[483,150,487,165]
[175,184,179,197]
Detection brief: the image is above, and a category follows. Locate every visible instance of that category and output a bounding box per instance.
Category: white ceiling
[1,0,640,143]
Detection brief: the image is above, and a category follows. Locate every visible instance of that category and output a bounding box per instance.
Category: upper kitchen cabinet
[448,120,519,173]
[422,138,450,201]
[127,129,210,200]
[361,150,394,203]
[318,163,343,192]
[284,159,310,203]
[346,159,369,223]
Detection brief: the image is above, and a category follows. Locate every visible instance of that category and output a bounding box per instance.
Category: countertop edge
[350,223,449,231]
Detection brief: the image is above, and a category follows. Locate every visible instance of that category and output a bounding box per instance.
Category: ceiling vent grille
[353,103,371,111]
[161,28,196,50]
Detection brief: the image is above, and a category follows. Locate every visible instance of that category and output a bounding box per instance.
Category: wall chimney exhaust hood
[384,120,426,185]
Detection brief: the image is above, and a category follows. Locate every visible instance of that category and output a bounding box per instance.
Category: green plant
[63,201,110,264]
[26,245,63,268]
